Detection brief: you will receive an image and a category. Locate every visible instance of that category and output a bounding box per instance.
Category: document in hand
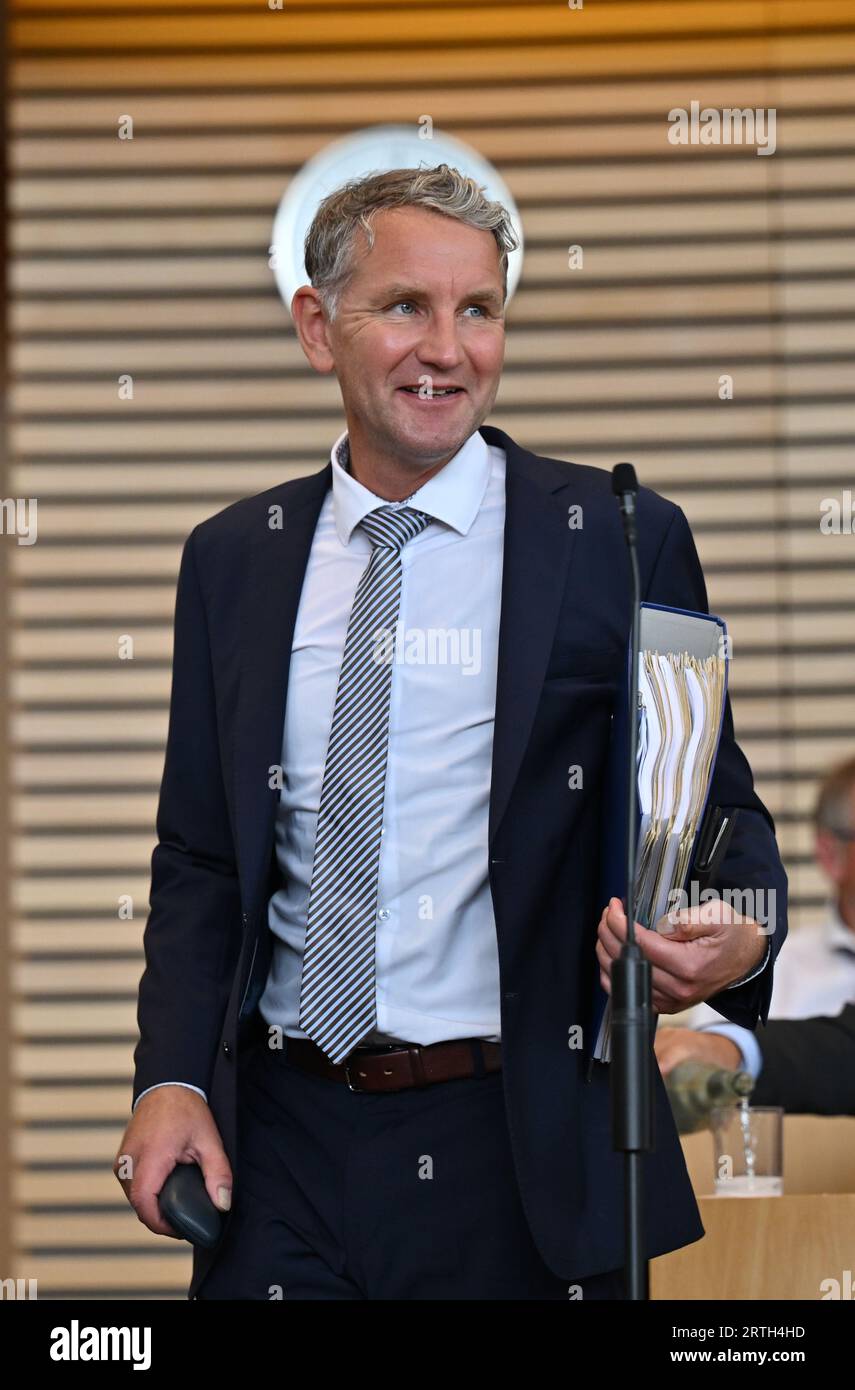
[591,603,729,1065]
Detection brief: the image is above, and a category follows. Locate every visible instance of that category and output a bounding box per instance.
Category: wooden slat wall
[7,0,855,1297]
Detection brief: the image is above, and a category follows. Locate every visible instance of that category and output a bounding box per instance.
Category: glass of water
[710,1101,784,1197]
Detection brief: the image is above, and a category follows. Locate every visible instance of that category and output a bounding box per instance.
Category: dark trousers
[197,1034,626,1301]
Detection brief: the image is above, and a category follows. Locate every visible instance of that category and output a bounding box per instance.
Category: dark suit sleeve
[132,527,241,1106]
[642,504,788,1029]
[751,1006,855,1114]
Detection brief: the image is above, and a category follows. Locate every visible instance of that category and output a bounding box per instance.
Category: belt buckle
[406,1043,428,1088]
[343,1042,425,1092]
[344,1058,366,1093]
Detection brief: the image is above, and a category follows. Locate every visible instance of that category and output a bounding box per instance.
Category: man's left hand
[596,895,767,1013]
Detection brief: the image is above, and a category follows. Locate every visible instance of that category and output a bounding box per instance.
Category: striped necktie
[298,503,434,1063]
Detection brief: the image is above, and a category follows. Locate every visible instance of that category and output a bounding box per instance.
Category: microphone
[610,462,641,949]
[610,459,653,1302]
[611,461,638,547]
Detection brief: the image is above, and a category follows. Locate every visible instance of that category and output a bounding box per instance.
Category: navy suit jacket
[133,423,788,1296]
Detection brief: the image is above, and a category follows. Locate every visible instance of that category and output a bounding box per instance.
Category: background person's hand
[114,1086,233,1238]
[654,1024,743,1078]
[596,894,767,1013]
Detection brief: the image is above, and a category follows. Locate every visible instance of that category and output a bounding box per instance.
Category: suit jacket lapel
[234,464,332,914]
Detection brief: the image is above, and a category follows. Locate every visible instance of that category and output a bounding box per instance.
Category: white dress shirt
[259,426,506,1045]
[681,902,855,1078]
[135,426,507,1108]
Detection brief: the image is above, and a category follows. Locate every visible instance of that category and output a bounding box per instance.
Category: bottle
[665,1060,754,1134]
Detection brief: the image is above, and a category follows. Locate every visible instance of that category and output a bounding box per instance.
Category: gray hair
[815,756,855,837]
[302,163,519,320]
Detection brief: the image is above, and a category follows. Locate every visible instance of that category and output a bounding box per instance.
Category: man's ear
[290,286,336,373]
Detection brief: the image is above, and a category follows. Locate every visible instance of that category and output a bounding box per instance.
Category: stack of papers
[593,611,728,1064]
[634,649,726,932]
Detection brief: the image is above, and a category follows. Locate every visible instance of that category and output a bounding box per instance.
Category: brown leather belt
[281,1036,502,1093]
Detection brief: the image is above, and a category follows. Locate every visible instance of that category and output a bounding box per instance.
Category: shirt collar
[329,427,492,548]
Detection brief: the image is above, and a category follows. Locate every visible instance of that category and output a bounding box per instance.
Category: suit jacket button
[222,1040,231,1056]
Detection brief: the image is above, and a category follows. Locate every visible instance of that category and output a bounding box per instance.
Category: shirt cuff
[724,938,771,989]
[697,1022,763,1080]
[133,1081,208,1113]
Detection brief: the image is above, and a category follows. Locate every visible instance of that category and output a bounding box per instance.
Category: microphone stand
[610,463,654,1301]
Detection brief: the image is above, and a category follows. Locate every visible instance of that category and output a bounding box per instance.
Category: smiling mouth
[397,386,465,399]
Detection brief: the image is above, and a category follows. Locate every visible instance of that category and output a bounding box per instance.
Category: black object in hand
[692,805,740,895]
[158,1162,225,1248]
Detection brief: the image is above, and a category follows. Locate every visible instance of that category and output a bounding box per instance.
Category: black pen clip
[692,804,739,894]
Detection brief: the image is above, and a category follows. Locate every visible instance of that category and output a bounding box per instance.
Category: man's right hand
[114,1086,233,1238]
[654,1024,743,1078]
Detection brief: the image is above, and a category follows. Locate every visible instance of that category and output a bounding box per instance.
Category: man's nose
[416,312,465,366]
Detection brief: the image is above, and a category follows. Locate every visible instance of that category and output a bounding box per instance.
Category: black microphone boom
[609,460,654,1302]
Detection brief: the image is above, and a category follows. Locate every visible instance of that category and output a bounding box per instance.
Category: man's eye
[388,302,489,316]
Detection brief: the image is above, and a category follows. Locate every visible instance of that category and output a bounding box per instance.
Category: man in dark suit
[751,1005,855,1112]
[116,164,787,1300]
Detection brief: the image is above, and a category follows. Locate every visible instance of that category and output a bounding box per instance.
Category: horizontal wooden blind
[7,0,855,1296]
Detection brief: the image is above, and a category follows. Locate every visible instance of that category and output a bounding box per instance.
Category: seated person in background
[749,1003,855,1114]
[656,756,855,1087]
